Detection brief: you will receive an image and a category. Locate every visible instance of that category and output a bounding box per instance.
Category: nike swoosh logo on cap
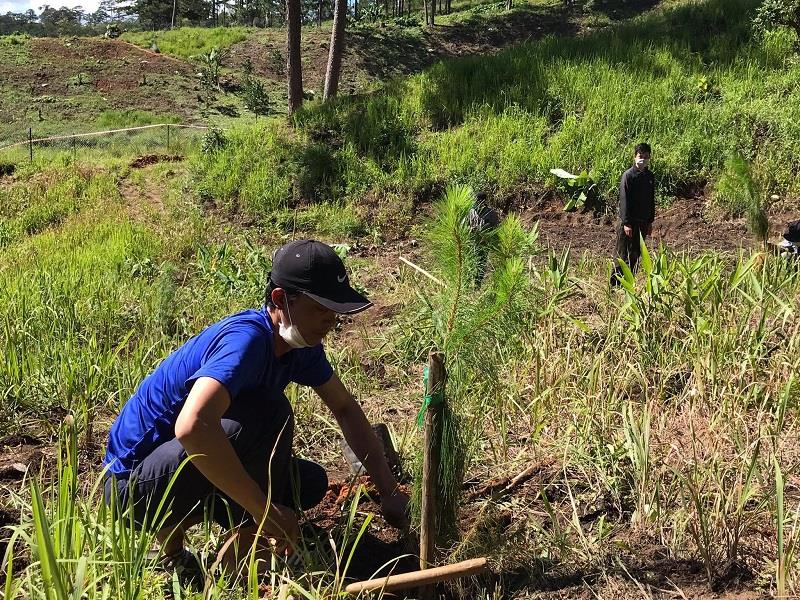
[337,274,347,283]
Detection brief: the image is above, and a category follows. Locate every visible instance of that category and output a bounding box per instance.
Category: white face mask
[635,157,650,168]
[278,301,311,349]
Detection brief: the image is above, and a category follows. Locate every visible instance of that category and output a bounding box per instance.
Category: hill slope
[1,0,656,144]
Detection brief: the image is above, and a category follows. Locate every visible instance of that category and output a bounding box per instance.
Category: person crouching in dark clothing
[777,220,800,260]
[611,143,655,287]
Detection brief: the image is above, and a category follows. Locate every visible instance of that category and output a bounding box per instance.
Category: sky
[1,0,101,14]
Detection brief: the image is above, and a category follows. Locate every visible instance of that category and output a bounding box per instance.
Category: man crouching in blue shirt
[103,239,409,584]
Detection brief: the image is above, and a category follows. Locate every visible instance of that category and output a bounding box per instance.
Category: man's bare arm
[314,374,395,492]
[175,377,298,543]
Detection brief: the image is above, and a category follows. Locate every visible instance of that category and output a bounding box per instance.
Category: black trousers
[611,222,649,285]
[104,391,328,532]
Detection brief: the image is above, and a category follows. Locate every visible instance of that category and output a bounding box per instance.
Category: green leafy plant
[201,128,228,154]
[193,46,227,94]
[550,169,597,212]
[753,0,800,39]
[267,48,285,76]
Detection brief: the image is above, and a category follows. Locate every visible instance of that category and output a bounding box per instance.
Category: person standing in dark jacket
[611,143,655,286]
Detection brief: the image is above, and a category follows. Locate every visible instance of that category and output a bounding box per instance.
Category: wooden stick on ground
[466,459,554,501]
[344,557,488,595]
[399,255,446,287]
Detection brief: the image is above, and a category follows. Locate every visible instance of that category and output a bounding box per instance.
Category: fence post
[166,124,170,153]
[28,127,33,162]
[72,137,76,160]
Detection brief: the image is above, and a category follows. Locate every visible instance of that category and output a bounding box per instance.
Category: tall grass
[386,230,800,590]
[121,27,250,60]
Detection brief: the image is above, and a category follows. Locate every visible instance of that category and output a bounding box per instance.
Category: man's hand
[623,225,633,238]
[380,487,410,529]
[258,503,300,556]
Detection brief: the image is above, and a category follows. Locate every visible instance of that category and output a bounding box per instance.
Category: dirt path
[116,155,184,223]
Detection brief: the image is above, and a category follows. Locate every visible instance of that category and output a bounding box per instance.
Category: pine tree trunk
[323,0,346,100]
[286,0,303,114]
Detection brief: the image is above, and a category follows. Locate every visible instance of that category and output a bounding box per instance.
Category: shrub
[753,0,800,39]
[241,75,272,116]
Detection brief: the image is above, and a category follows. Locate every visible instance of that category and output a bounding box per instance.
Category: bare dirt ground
[511,189,800,258]
[0,37,201,136]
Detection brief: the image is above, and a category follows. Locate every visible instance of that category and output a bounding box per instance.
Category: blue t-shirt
[104,308,333,476]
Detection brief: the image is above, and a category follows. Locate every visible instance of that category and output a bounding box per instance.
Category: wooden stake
[345,557,487,595]
[420,351,445,598]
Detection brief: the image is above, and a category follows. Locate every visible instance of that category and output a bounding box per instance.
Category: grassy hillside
[121,26,250,60]
[2,155,800,600]
[193,0,800,228]
[0,0,642,146]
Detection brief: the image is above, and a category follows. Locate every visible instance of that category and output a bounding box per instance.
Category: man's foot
[160,548,205,591]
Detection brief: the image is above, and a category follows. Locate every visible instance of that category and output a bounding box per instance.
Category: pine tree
[286,0,303,114]
[322,0,346,100]
[412,185,537,547]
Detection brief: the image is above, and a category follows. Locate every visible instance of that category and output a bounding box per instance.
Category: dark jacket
[619,166,655,225]
[784,220,800,243]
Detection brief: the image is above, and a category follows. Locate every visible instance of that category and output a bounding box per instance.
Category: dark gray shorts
[104,391,328,531]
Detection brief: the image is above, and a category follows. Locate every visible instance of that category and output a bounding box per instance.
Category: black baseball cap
[269,240,372,315]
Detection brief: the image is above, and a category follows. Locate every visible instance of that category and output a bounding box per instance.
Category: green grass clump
[192,122,341,215]
[0,33,31,46]
[760,26,799,67]
[122,26,250,60]
[0,211,164,434]
[415,106,549,193]
[0,161,118,247]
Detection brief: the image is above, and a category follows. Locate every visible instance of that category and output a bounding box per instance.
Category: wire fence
[0,124,211,165]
